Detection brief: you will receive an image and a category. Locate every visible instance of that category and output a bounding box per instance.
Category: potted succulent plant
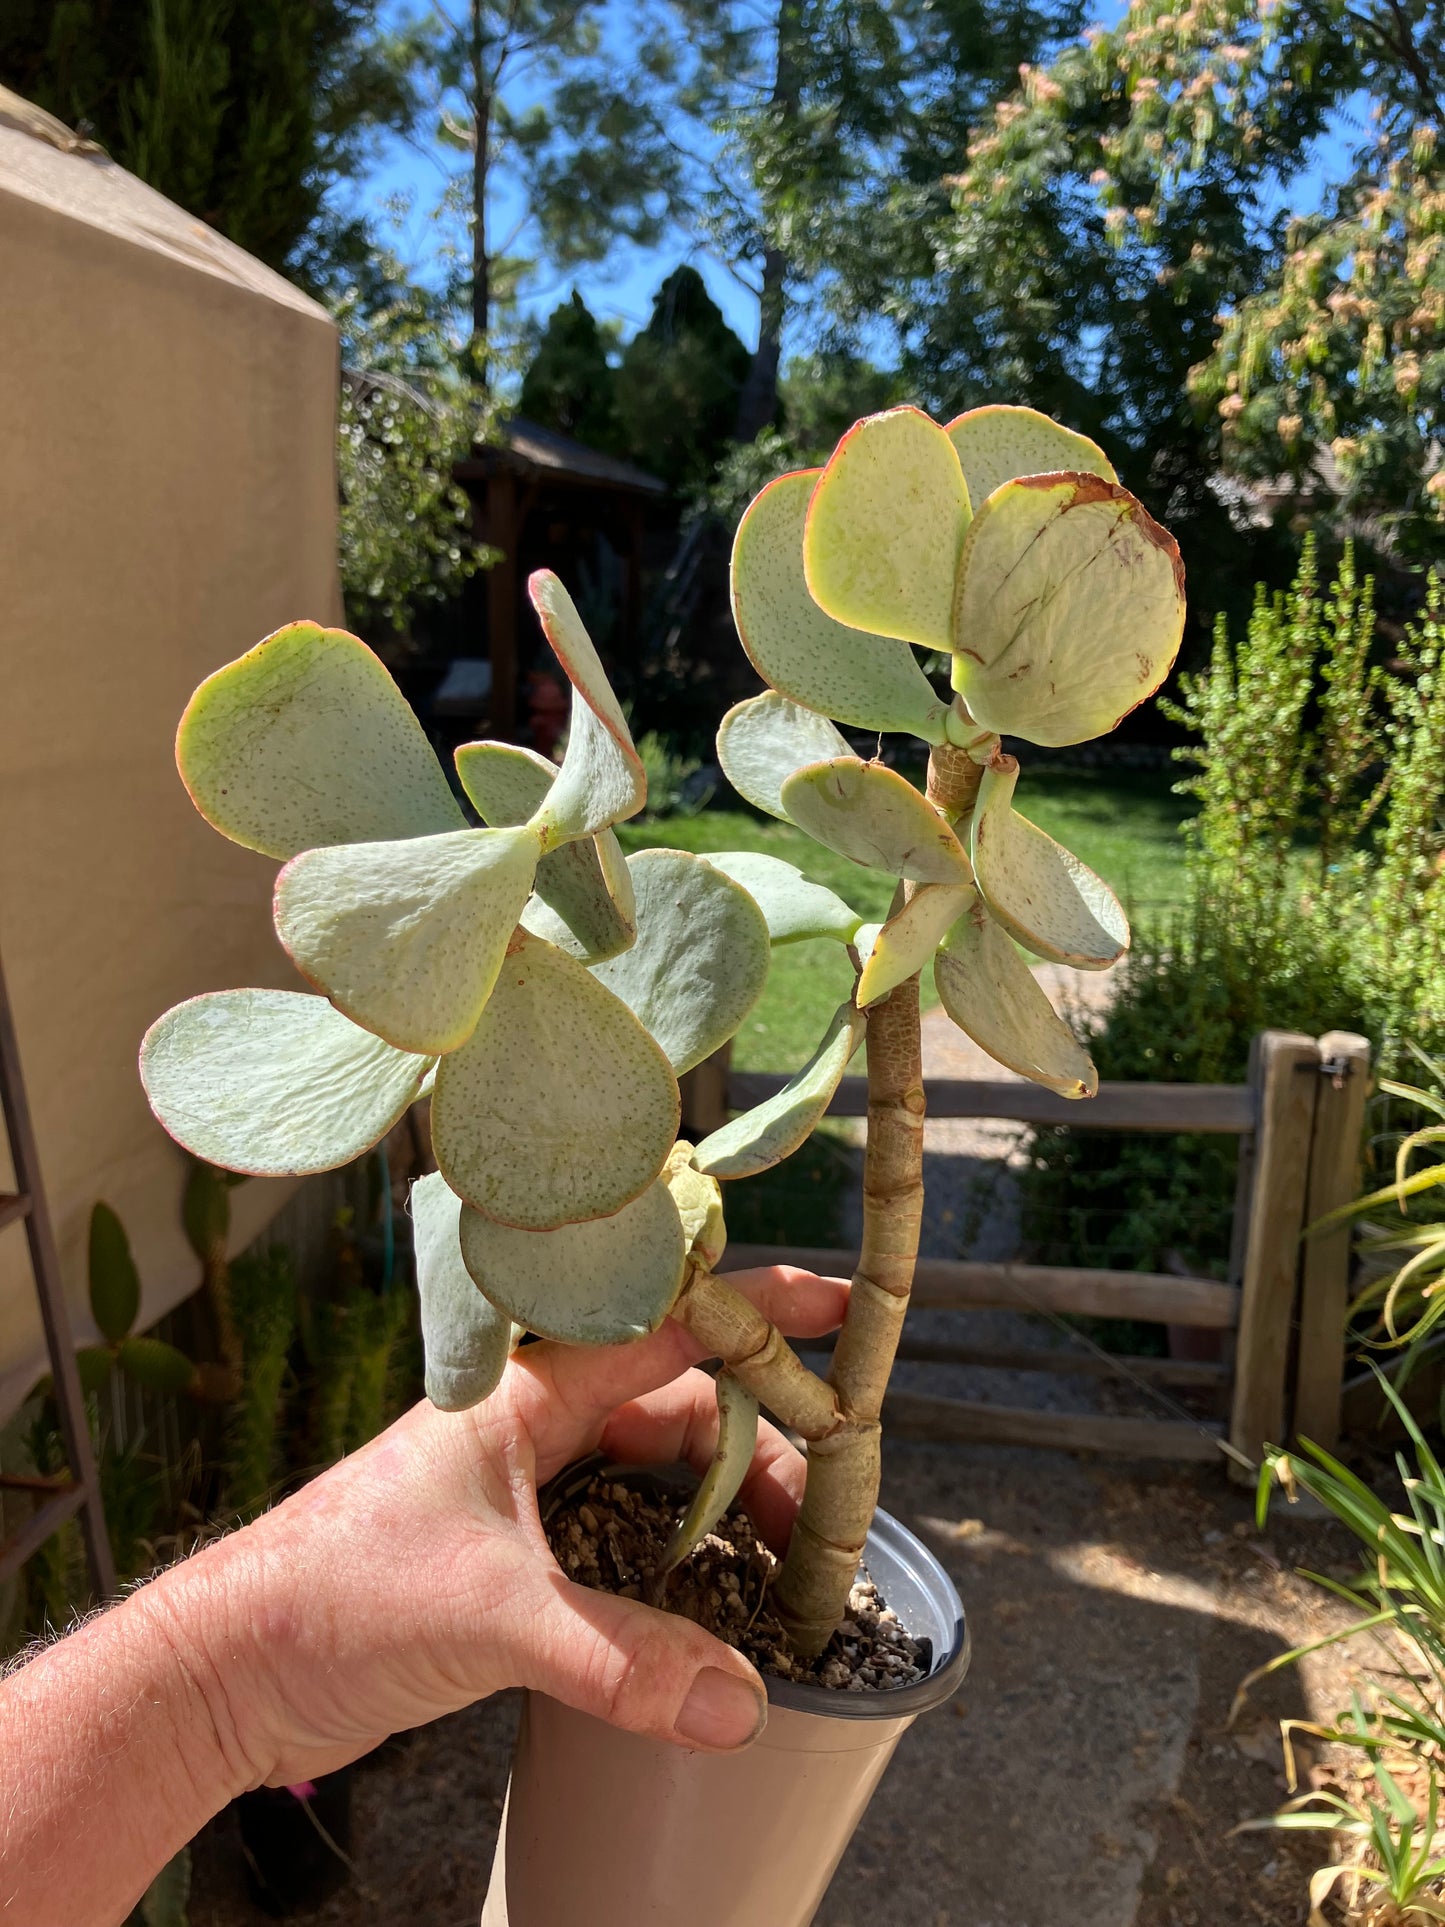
[140,404,1184,1926]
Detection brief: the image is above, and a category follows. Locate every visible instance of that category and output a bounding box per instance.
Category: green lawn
[617,766,1190,1075]
[1017,766,1191,922]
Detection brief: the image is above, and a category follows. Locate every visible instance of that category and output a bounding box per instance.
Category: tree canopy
[932,0,1445,560]
[0,0,405,282]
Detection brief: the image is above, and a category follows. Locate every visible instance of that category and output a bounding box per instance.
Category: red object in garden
[526,670,569,758]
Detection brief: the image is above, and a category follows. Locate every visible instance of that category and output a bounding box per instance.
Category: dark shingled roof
[462,415,667,496]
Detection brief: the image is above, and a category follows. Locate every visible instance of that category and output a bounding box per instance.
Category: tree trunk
[469,0,490,384]
[732,3,800,443]
[733,245,786,443]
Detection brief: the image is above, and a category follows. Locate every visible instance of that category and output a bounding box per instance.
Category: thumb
[515,1569,769,1753]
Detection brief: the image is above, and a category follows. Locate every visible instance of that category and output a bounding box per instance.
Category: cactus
[141,403,1183,1662]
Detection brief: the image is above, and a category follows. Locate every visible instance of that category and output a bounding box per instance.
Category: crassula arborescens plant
[142,402,1183,1662]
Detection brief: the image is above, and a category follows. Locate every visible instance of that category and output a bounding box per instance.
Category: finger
[598,1368,807,1552]
[515,1563,768,1753]
[516,1267,848,1476]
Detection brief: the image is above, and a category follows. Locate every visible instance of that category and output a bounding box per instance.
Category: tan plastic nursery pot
[480,1468,970,1927]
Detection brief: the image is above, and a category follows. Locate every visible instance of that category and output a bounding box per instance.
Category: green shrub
[224,1248,297,1522]
[1022,541,1445,1278]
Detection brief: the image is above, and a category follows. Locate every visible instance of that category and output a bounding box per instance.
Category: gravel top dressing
[546,1472,930,1691]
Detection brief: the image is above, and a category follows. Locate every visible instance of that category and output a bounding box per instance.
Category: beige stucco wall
[0,100,342,1420]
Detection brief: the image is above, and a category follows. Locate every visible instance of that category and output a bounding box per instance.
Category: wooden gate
[690,1028,1371,1477]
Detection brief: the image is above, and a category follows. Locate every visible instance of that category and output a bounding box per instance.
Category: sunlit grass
[617,767,1191,1073]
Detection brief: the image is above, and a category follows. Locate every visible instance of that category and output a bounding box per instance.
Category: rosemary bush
[1023,541,1445,1280]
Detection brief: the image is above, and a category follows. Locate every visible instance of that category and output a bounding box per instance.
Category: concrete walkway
[817,1441,1358,1927]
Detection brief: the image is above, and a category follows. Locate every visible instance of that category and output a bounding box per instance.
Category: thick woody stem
[671,1266,845,1444]
[772,740,979,1656]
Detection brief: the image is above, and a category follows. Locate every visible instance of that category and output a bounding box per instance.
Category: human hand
[142,1265,848,1796]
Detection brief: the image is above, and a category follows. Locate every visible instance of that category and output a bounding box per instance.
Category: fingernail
[676,1667,768,1750]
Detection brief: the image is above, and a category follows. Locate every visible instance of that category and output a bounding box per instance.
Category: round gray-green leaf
[951,474,1185,747]
[716,692,850,821]
[459,1178,687,1345]
[274,825,542,1054]
[454,740,637,962]
[521,829,636,963]
[970,758,1128,969]
[779,757,972,884]
[694,1002,865,1179]
[703,851,862,946]
[454,739,555,823]
[944,405,1115,508]
[177,622,464,859]
[411,1172,517,1411]
[431,933,680,1229]
[731,469,948,742]
[527,572,646,844]
[141,990,432,1175]
[934,907,1097,1098]
[802,407,971,651]
[589,851,771,1074]
[856,882,975,1006]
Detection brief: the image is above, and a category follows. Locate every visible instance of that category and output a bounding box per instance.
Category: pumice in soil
[547,1474,929,1691]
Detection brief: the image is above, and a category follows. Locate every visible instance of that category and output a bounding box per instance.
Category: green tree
[0,0,405,281]
[939,0,1445,562]
[613,265,750,491]
[518,290,622,450]
[334,281,490,644]
[378,2,673,371]
[636,0,1087,441]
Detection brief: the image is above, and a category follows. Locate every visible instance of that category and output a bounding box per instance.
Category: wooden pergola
[453,418,670,738]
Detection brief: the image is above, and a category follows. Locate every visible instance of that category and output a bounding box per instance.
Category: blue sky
[339,3,1366,367]
[341,1,763,351]
[347,131,760,348]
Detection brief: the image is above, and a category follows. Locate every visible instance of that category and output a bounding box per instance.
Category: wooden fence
[688,1028,1371,1479]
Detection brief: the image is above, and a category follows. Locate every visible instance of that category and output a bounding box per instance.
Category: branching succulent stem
[672,1265,845,1443]
[772,741,977,1656]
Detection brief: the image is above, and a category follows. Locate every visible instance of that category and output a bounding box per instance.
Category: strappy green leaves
[716,692,850,820]
[177,622,464,859]
[694,1002,865,1179]
[430,933,679,1229]
[140,990,431,1175]
[731,469,948,742]
[455,738,637,963]
[660,1371,759,1575]
[527,572,646,844]
[779,758,973,884]
[952,474,1186,747]
[970,759,1128,969]
[411,1172,518,1412]
[703,851,862,946]
[274,825,542,1054]
[856,882,975,1006]
[459,1178,687,1345]
[589,851,770,1073]
[934,908,1097,1098]
[803,408,971,651]
[944,405,1115,507]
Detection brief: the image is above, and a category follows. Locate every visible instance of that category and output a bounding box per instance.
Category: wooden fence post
[1292,1031,1372,1452]
[1228,1031,1321,1482]
[680,1040,731,1139]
